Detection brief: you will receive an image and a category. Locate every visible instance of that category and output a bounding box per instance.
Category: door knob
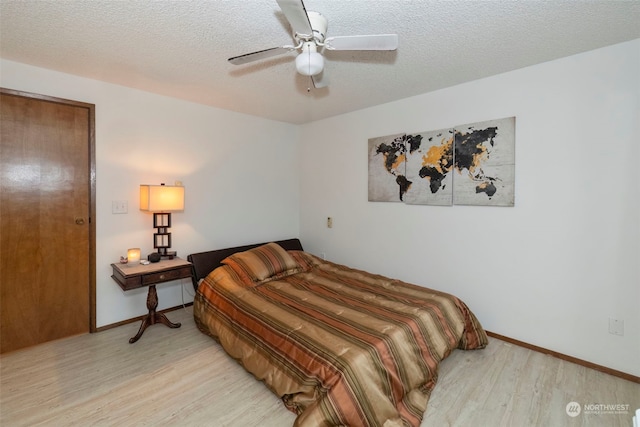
[75,217,85,225]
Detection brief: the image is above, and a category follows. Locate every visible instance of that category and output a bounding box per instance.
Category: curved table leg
[154,312,181,328]
[129,284,182,343]
[129,316,151,344]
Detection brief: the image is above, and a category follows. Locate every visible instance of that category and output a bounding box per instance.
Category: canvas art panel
[453,117,516,206]
[368,133,407,202]
[404,128,454,206]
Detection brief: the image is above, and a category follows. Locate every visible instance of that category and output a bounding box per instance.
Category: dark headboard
[187,238,303,290]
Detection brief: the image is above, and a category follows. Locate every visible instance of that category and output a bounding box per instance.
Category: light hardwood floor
[1,307,638,426]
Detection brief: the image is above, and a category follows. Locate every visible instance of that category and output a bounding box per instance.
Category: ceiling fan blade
[312,70,329,88]
[276,0,313,37]
[324,34,398,51]
[228,47,292,65]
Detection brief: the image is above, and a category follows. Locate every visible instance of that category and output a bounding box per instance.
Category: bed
[189,239,488,427]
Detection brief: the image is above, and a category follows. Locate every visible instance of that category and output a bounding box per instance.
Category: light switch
[112,200,128,214]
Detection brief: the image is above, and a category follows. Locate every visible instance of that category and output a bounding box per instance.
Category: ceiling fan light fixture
[295,43,324,76]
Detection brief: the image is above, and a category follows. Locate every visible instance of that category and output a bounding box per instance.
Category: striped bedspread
[194,251,487,426]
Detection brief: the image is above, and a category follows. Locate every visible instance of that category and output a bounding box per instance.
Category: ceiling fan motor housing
[301,11,328,43]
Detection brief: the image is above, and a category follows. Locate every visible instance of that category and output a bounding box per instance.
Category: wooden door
[0,89,96,353]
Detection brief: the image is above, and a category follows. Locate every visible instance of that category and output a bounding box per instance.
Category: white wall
[299,40,640,376]
[1,60,300,327]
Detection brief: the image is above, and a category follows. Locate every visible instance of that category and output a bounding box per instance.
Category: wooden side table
[111,257,193,343]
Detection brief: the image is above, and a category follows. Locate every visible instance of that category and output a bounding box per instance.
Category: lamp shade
[140,184,185,212]
[295,42,324,77]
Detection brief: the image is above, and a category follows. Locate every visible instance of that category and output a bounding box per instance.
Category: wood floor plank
[1,307,638,426]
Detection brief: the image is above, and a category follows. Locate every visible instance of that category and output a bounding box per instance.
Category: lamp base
[158,250,177,260]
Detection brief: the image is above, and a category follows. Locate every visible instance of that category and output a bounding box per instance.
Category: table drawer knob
[159,274,165,280]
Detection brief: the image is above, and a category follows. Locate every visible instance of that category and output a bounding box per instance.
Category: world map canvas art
[368,117,515,206]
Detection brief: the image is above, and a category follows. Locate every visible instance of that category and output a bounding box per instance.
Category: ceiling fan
[228,0,398,88]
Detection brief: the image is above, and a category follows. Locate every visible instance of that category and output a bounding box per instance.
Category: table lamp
[140,183,185,259]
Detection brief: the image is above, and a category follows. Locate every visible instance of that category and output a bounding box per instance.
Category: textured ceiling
[1,0,639,124]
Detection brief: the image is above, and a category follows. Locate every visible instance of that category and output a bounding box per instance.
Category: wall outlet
[608,318,624,336]
[327,217,333,228]
[112,200,128,214]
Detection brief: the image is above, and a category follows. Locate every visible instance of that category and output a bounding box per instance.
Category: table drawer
[142,266,192,285]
